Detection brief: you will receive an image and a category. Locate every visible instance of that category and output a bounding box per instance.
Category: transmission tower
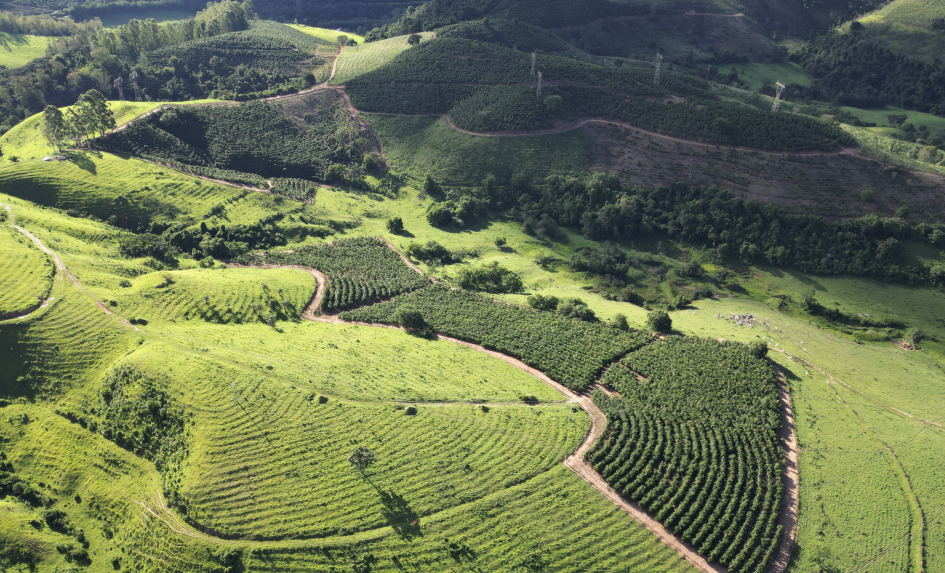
[536,71,543,98]
[114,76,124,101]
[530,51,536,77]
[130,70,141,101]
[654,53,663,88]
[772,81,785,112]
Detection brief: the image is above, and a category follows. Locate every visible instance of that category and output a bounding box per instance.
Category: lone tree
[646,309,672,333]
[348,446,377,475]
[407,33,421,46]
[386,216,405,234]
[41,105,67,152]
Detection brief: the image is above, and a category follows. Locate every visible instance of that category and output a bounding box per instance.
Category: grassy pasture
[288,24,365,44]
[849,0,945,63]
[0,220,54,316]
[715,61,813,91]
[330,32,434,85]
[0,32,49,68]
[841,124,945,176]
[840,104,945,134]
[0,151,300,230]
[0,100,221,162]
[363,113,590,186]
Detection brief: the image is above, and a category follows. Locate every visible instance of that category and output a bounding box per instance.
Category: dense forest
[791,31,945,116]
[0,0,251,134]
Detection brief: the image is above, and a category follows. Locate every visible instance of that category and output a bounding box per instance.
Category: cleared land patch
[0,32,48,68]
[330,32,434,85]
[588,122,945,222]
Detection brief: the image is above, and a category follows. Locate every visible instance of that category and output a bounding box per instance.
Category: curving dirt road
[231,249,801,573]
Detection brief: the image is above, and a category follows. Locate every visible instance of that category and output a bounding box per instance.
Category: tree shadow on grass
[370,483,421,540]
[67,151,98,175]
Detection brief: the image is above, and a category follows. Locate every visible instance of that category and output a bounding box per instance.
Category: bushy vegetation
[591,337,782,573]
[340,284,651,390]
[237,237,430,310]
[0,1,251,135]
[488,172,945,284]
[791,32,945,116]
[100,90,374,188]
[434,17,575,53]
[456,261,523,293]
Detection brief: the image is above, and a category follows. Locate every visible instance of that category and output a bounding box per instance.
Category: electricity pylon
[772,82,785,112]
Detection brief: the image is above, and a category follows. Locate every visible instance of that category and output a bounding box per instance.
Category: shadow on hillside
[0,32,31,51]
[374,486,421,540]
[68,151,98,175]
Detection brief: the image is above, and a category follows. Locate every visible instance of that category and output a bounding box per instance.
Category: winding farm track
[3,203,801,570]
[225,251,801,573]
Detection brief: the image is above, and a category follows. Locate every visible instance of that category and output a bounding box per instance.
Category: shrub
[405,405,418,415]
[646,309,672,332]
[386,216,405,234]
[118,279,132,288]
[610,314,629,331]
[749,340,768,358]
[394,305,426,330]
[860,188,874,202]
[557,298,596,322]
[456,262,523,293]
[494,237,506,248]
[895,206,911,219]
[527,294,559,312]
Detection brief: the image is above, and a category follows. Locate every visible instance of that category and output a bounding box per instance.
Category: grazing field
[0,100,220,161]
[839,104,945,134]
[841,124,945,177]
[852,0,945,63]
[116,267,316,325]
[363,113,591,186]
[0,220,54,316]
[237,237,430,311]
[0,32,48,68]
[329,32,434,84]
[715,61,813,91]
[0,152,300,231]
[341,284,652,391]
[287,24,365,44]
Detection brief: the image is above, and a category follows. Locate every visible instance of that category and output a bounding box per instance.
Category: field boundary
[230,252,805,573]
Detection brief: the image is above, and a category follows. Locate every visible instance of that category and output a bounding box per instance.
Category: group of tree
[0,0,253,137]
[40,89,116,152]
[0,12,90,36]
[790,31,945,116]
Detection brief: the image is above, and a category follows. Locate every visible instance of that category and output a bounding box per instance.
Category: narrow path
[766,364,799,573]
[0,203,138,329]
[0,203,59,320]
[231,253,803,573]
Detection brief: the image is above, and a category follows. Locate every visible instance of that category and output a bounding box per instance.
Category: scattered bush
[646,309,672,332]
[456,262,523,293]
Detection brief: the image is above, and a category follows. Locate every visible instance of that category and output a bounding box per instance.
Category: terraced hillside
[0,210,55,317]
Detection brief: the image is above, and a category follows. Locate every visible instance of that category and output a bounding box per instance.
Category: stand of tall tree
[40,89,117,152]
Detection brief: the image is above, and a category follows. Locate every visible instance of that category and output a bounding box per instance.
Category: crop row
[236,237,430,311]
[339,284,651,391]
[588,337,783,572]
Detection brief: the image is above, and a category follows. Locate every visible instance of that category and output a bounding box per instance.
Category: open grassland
[852,0,945,64]
[587,122,945,223]
[0,32,48,68]
[363,113,590,186]
[0,220,54,316]
[716,61,813,91]
[330,32,434,85]
[0,153,300,230]
[0,100,221,162]
[117,267,316,325]
[840,105,945,134]
[287,24,365,44]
